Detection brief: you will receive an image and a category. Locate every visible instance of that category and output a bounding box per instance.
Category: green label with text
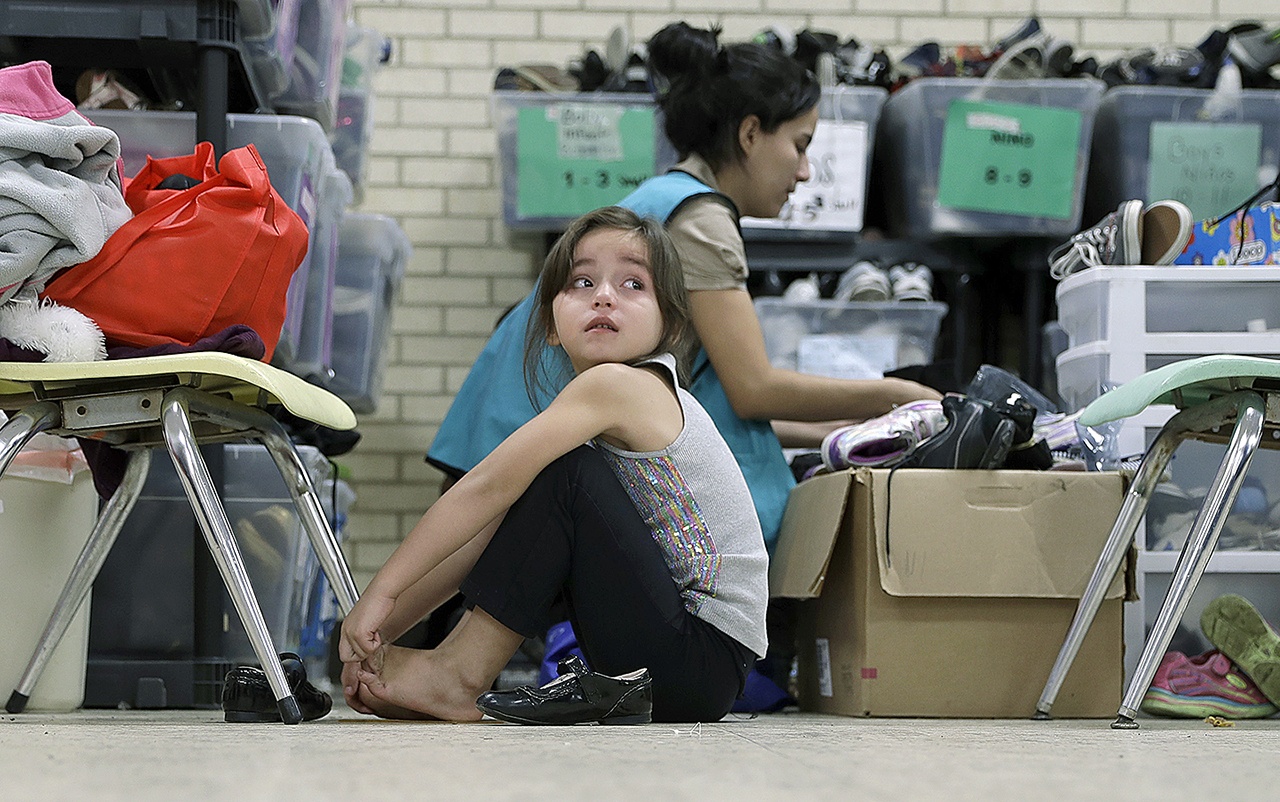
[516,103,656,219]
[1147,122,1261,220]
[937,99,1082,219]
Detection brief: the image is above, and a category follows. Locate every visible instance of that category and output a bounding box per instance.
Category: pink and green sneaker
[1141,649,1277,719]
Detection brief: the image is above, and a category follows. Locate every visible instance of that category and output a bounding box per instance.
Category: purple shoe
[821,400,946,470]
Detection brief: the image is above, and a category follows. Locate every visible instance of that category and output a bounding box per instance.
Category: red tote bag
[42,141,308,360]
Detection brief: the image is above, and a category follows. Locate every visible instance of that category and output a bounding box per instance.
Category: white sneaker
[888,262,934,302]
[834,261,891,302]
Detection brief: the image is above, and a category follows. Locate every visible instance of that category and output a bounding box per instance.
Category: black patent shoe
[222,652,333,723]
[475,655,652,725]
[900,394,1016,469]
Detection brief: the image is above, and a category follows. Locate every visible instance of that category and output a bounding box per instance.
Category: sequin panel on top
[598,450,722,613]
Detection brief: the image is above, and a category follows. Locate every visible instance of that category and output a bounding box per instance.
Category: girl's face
[549,228,665,374]
[737,105,820,219]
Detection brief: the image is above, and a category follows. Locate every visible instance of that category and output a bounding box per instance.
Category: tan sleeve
[666,196,749,292]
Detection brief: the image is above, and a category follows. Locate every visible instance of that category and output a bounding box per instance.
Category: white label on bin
[815,638,833,697]
[799,333,897,379]
[549,104,625,161]
[743,119,868,232]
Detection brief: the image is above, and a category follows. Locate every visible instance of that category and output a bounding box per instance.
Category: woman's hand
[338,592,396,664]
[880,378,943,409]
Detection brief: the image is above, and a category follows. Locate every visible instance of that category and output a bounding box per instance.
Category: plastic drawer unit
[1085,85,1280,223]
[874,77,1105,239]
[293,167,354,380]
[741,86,888,237]
[329,213,411,413]
[754,298,948,378]
[494,91,680,230]
[85,109,336,360]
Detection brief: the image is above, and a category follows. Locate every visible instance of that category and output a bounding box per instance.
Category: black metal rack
[0,0,277,155]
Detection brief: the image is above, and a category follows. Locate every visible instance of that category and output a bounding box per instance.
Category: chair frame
[0,367,359,724]
[1035,387,1273,727]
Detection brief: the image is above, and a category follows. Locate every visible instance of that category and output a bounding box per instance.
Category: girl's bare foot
[356,644,486,721]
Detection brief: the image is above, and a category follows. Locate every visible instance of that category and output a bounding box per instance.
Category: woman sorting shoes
[339,207,768,724]
[428,21,939,552]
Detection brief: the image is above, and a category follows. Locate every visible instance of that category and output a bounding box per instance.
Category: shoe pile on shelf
[891,17,1092,89]
[1099,22,1280,90]
[829,261,935,303]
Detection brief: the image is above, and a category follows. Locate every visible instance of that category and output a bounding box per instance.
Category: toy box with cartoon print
[769,467,1130,718]
[1175,201,1280,265]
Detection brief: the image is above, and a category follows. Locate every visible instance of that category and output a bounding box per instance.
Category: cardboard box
[770,468,1128,718]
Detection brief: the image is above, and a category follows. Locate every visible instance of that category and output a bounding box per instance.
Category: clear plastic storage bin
[754,298,948,377]
[1085,86,1280,222]
[330,23,388,204]
[874,77,1105,239]
[494,91,679,230]
[741,86,888,235]
[275,0,351,130]
[85,109,335,352]
[329,213,411,413]
[290,167,352,379]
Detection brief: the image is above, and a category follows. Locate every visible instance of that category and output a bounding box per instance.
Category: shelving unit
[1054,265,1280,683]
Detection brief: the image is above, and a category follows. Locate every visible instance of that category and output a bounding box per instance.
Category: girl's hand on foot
[341,660,376,714]
[338,593,396,663]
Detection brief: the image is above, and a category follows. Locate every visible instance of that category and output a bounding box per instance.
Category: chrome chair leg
[1113,392,1265,728]
[0,402,61,475]
[162,394,302,724]
[1034,418,1184,718]
[6,450,152,713]
[257,424,358,614]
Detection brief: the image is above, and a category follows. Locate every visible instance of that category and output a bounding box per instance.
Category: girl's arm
[339,362,678,661]
[689,288,941,423]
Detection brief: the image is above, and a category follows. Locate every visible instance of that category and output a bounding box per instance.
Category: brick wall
[341,0,1261,586]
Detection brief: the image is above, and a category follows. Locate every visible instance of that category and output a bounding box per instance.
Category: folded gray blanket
[0,111,132,304]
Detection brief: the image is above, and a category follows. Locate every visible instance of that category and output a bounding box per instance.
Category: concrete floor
[2,704,1278,801]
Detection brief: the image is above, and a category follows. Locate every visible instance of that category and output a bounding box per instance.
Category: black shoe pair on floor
[901,392,1052,470]
[221,652,333,723]
[476,655,652,725]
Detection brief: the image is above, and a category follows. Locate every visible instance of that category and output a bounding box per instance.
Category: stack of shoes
[221,652,333,723]
[985,17,1077,80]
[476,655,652,725]
[1200,593,1280,713]
[1048,198,1193,280]
[1141,649,1277,719]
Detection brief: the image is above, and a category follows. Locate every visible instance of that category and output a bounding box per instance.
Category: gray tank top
[594,353,769,657]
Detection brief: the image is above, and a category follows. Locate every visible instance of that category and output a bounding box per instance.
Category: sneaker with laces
[887,262,934,302]
[1201,593,1280,706]
[1048,199,1143,279]
[1228,27,1280,76]
[1141,649,1278,719]
[834,261,892,302]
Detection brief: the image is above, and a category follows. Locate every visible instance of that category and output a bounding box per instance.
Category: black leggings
[459,445,753,723]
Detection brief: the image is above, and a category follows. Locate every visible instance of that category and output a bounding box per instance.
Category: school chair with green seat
[0,352,361,724]
[1034,354,1280,728]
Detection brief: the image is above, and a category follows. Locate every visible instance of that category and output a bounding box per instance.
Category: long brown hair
[523,206,693,408]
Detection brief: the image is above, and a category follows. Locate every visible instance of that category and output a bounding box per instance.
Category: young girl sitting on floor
[339,206,768,724]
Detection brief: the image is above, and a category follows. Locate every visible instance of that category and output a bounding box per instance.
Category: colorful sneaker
[1201,593,1280,706]
[1141,649,1278,719]
[1048,199,1143,279]
[1140,199,1193,264]
[820,399,945,470]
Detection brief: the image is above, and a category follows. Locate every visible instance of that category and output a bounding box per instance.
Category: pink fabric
[0,61,77,121]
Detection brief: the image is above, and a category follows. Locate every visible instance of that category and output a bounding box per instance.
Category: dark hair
[523,206,694,408]
[647,22,821,169]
